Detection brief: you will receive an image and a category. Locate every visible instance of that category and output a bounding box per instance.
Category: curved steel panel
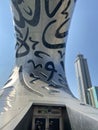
[11,0,75,94]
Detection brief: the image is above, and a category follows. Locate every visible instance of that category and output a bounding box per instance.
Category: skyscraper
[88,86,98,108]
[75,54,92,104]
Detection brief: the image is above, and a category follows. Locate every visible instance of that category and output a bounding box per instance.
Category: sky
[0,0,98,98]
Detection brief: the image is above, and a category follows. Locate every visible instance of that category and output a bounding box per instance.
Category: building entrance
[32,106,62,130]
[34,117,60,130]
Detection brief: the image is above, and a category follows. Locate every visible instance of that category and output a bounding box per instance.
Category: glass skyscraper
[88,86,98,108]
[75,54,92,104]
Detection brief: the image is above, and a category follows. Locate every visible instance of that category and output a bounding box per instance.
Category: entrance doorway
[33,117,60,130]
[32,106,62,130]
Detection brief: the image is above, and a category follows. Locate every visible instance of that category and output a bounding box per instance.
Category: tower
[88,86,98,108]
[75,54,92,104]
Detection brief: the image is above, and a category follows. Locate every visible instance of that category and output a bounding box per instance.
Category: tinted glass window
[49,118,59,130]
[35,118,46,130]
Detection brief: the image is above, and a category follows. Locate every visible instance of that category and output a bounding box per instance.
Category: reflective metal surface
[11,0,75,94]
[0,0,98,130]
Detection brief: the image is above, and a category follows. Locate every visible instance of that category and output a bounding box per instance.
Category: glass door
[49,118,60,130]
[34,118,46,130]
[32,106,62,130]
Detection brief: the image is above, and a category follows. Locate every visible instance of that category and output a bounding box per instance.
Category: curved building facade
[12,0,75,94]
[0,0,98,130]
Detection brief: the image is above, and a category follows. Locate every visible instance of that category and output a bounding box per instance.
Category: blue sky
[0,0,98,98]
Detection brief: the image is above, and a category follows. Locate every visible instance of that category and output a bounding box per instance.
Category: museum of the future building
[0,0,98,130]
